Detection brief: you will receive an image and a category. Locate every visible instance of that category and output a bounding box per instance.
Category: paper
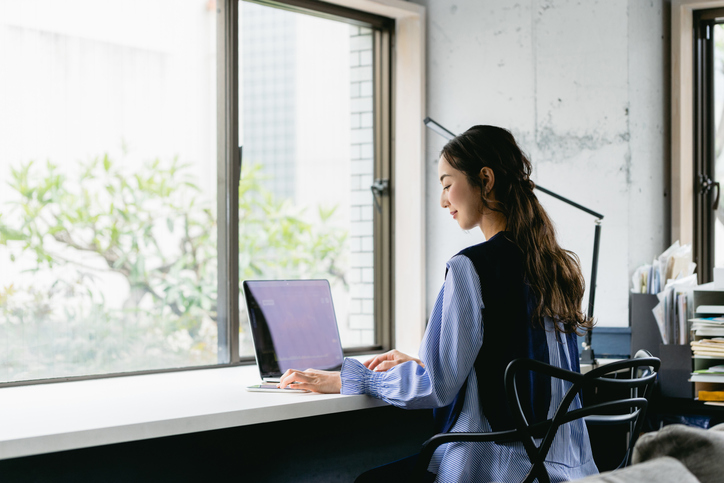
[631,241,697,345]
[632,241,696,294]
[678,293,688,346]
[691,340,724,357]
[652,273,697,344]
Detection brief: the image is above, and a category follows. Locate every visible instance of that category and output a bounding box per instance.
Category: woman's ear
[479,167,495,195]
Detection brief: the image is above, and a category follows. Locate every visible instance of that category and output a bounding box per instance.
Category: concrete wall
[413,0,670,328]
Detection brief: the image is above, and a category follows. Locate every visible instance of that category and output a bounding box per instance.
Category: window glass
[0,0,217,382]
[238,1,376,356]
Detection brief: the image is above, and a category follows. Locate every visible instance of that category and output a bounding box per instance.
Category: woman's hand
[278,368,341,394]
[363,350,425,372]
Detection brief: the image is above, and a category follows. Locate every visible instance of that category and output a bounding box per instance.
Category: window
[235,1,394,358]
[0,0,414,385]
[693,8,724,283]
[0,0,218,382]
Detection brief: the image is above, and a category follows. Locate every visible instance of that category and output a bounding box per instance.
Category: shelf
[690,374,724,383]
[689,290,724,399]
[695,305,724,314]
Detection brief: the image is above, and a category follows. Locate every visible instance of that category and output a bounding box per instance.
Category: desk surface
[0,357,609,461]
[0,361,387,461]
[580,359,620,374]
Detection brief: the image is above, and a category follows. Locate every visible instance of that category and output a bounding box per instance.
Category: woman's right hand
[363,349,425,372]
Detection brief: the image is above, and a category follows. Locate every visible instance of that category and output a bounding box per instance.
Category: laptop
[242,279,344,392]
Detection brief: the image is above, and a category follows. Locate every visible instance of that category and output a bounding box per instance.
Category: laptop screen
[242,280,344,379]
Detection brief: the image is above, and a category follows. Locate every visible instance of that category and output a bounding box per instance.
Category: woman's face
[438,155,484,231]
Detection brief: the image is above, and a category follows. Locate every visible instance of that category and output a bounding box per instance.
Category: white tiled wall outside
[348,26,374,344]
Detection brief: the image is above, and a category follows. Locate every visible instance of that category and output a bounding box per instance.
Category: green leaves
[1,153,348,379]
[235,163,348,283]
[0,220,25,244]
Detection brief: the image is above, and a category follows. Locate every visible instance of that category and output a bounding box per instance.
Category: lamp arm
[423,117,604,220]
[580,220,602,365]
[587,220,602,321]
[423,116,456,139]
[534,185,604,220]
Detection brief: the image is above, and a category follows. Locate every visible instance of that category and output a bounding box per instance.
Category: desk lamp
[424,118,603,365]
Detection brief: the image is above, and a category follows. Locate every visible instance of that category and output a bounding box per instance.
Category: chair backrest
[504,355,660,483]
[582,349,659,470]
[631,349,656,398]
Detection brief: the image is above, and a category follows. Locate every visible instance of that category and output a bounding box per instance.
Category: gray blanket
[631,423,724,483]
[573,423,724,483]
[574,456,698,483]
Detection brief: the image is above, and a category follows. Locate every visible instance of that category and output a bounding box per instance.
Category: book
[690,316,724,323]
[693,364,724,373]
[678,294,688,344]
[691,374,724,383]
[692,351,724,357]
[694,328,724,337]
[698,390,724,401]
[690,340,724,357]
[693,368,724,374]
[691,339,724,347]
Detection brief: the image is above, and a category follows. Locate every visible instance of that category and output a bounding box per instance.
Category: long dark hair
[441,125,592,334]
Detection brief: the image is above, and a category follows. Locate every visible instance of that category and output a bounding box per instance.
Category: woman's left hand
[363,349,425,372]
[278,368,341,394]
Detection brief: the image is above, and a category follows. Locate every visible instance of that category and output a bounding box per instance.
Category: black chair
[584,349,659,470]
[409,356,661,483]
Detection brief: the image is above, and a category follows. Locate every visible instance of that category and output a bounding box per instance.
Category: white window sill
[0,357,386,461]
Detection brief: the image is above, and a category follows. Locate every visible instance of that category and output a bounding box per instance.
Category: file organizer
[630,293,692,398]
[689,288,724,401]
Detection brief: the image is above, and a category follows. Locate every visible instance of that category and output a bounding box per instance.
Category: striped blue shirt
[341,255,599,482]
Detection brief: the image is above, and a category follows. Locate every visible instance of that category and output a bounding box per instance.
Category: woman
[279,125,599,482]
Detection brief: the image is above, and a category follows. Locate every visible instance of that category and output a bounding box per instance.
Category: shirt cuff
[340,358,386,397]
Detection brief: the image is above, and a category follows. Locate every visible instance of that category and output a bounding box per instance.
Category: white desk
[0,357,616,462]
[580,358,624,374]
[0,362,387,461]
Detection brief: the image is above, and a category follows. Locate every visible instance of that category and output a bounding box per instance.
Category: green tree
[0,155,347,381]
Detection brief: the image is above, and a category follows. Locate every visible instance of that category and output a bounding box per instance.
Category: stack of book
[691,338,724,357]
[689,296,724,405]
[691,363,724,402]
[690,317,724,337]
[690,339,724,403]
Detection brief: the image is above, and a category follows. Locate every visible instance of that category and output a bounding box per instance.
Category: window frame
[0,0,425,387]
[693,9,718,284]
[694,8,724,284]
[218,0,240,365]
[674,1,724,284]
[227,0,395,363]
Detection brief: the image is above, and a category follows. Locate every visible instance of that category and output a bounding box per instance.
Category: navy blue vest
[433,232,580,434]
